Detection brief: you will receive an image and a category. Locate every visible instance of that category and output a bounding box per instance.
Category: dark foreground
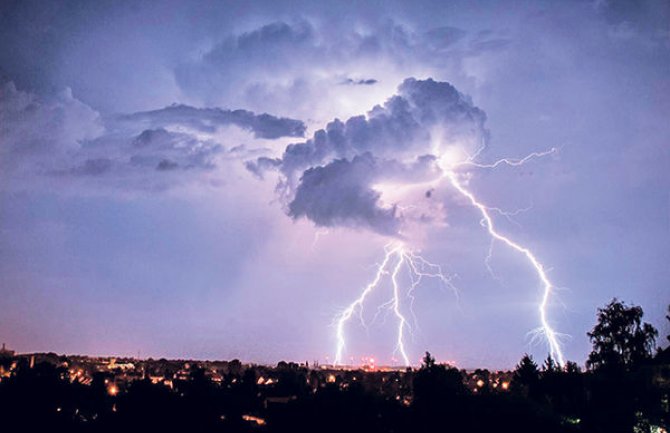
[1,299,668,433]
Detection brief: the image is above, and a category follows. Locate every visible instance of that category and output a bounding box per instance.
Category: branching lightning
[332,146,567,368]
[447,146,566,366]
[443,170,566,366]
[333,243,457,366]
[456,148,557,169]
[390,253,410,366]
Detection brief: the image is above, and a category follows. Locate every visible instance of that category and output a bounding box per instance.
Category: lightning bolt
[332,146,566,368]
[444,150,566,366]
[334,244,399,366]
[456,148,558,169]
[333,243,457,367]
[390,252,410,366]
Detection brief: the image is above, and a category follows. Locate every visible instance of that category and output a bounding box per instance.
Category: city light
[242,414,267,426]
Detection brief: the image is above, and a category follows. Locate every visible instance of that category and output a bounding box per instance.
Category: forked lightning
[333,147,566,367]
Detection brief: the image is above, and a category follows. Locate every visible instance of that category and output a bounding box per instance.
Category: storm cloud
[0,81,103,168]
[172,18,512,123]
[250,78,487,235]
[1,80,305,191]
[289,154,400,235]
[121,104,306,139]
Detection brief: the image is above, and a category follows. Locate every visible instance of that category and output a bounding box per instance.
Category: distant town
[0,299,668,433]
[0,343,514,407]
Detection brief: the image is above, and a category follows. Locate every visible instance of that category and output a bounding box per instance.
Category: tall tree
[563,361,581,374]
[421,351,436,369]
[541,354,559,374]
[413,351,465,408]
[512,354,540,398]
[587,298,658,371]
[514,354,539,384]
[656,305,670,363]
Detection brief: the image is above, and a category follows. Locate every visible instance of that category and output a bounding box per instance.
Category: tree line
[0,298,667,433]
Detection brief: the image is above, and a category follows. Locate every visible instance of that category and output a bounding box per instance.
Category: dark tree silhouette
[412,351,466,412]
[228,359,242,375]
[582,300,661,433]
[420,351,435,369]
[473,368,491,394]
[586,298,658,371]
[563,361,581,374]
[542,355,559,374]
[512,354,540,398]
[656,305,670,364]
[3,303,668,433]
[413,352,465,403]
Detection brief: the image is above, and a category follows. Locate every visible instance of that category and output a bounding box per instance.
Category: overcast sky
[1,0,668,368]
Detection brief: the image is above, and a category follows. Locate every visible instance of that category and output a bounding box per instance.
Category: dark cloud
[47,127,223,185]
[250,77,488,235]
[0,80,291,192]
[124,128,223,172]
[288,152,442,235]
[0,81,103,162]
[271,78,486,179]
[133,128,173,147]
[175,20,317,99]
[593,0,670,46]
[596,0,670,28]
[172,18,501,119]
[342,78,378,85]
[121,104,306,139]
[156,159,179,171]
[68,158,113,176]
[289,154,400,235]
[245,157,282,179]
[207,21,314,60]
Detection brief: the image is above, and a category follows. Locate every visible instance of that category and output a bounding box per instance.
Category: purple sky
[1,0,668,369]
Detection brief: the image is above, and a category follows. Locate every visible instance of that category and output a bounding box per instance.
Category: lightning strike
[333,146,566,368]
[333,243,457,367]
[442,164,566,366]
[390,252,410,366]
[334,244,399,366]
[455,148,557,169]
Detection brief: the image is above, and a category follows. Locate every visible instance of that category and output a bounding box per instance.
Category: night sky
[1,0,668,369]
